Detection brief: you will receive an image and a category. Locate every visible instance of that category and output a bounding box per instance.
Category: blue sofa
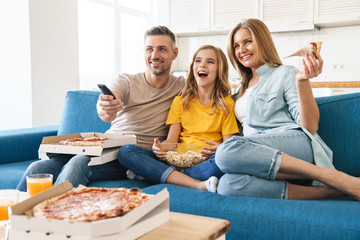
[1,90,360,239]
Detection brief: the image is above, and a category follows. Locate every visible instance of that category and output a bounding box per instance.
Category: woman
[215,18,360,200]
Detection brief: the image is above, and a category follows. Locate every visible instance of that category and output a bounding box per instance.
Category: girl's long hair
[227,18,282,98]
[183,45,231,115]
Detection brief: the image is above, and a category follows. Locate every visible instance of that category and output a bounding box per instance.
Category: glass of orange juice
[0,189,19,222]
[26,174,53,197]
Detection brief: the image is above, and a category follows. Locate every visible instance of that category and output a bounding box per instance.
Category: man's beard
[150,65,168,76]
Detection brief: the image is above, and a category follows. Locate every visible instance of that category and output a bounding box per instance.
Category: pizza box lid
[38,132,136,156]
[10,181,170,238]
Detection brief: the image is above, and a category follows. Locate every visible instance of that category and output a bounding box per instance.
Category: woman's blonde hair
[227,18,282,98]
[183,45,231,116]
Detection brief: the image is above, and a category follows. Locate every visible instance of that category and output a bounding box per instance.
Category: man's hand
[152,138,166,161]
[201,141,220,160]
[97,94,124,122]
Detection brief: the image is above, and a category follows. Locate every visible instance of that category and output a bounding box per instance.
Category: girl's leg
[183,155,223,180]
[118,144,176,183]
[119,145,217,191]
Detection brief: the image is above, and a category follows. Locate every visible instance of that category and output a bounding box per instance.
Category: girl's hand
[201,141,220,160]
[296,52,323,81]
[152,138,166,161]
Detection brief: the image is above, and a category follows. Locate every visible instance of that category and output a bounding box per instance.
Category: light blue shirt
[244,64,334,171]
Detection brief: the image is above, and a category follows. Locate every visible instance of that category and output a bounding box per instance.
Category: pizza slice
[284,42,322,59]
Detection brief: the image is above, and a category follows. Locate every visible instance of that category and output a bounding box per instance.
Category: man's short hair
[144,26,176,45]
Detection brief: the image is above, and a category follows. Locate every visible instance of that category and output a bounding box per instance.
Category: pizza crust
[33,187,151,222]
[58,137,110,146]
[284,41,322,59]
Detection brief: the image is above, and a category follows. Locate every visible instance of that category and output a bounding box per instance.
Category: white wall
[29,0,79,128]
[173,25,360,84]
[0,0,32,130]
[0,0,79,131]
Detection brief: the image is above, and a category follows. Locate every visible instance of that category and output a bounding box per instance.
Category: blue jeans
[118,144,224,183]
[16,154,127,191]
[215,129,314,199]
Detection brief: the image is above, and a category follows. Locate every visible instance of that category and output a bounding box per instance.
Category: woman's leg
[278,154,360,200]
[16,154,72,191]
[218,173,345,200]
[216,130,360,200]
[216,130,314,181]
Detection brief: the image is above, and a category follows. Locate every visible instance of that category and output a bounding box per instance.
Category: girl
[118,45,239,192]
[215,18,360,200]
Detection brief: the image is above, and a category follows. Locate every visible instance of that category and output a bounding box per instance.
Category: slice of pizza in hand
[284,42,322,59]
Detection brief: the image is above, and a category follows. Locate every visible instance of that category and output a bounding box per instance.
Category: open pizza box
[9,181,169,240]
[38,132,137,166]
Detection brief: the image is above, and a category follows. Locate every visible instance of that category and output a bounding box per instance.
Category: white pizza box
[9,207,169,240]
[9,181,169,239]
[38,132,137,166]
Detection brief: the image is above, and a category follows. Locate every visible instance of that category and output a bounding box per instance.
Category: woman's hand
[152,138,166,161]
[201,141,220,160]
[296,52,323,81]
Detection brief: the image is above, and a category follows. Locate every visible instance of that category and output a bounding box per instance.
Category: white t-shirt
[234,87,259,136]
[107,73,185,150]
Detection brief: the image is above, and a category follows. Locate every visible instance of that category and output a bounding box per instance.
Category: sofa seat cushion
[88,179,153,189]
[143,184,360,240]
[0,159,38,189]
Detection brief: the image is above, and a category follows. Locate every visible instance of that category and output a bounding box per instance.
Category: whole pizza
[33,187,151,221]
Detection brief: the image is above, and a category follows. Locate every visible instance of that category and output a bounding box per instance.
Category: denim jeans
[118,144,224,183]
[215,129,314,199]
[16,154,127,191]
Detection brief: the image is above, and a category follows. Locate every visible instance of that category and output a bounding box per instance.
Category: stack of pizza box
[9,181,170,240]
[38,132,137,166]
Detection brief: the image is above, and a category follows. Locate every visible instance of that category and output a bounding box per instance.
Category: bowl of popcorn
[160,143,207,170]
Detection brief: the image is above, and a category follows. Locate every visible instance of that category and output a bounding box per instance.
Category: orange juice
[27,176,53,197]
[0,199,15,221]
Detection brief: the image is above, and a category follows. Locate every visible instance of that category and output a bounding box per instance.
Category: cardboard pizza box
[9,181,169,239]
[38,132,137,166]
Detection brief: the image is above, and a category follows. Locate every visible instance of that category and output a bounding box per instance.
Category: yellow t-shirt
[166,95,239,146]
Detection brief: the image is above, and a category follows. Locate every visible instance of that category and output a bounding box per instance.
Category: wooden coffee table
[138,212,230,240]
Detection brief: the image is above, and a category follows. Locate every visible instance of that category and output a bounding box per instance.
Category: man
[16,26,184,190]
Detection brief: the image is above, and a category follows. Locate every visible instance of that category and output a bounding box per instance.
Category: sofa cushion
[143,184,360,240]
[0,159,38,189]
[0,126,58,165]
[88,179,153,189]
[57,90,111,135]
[316,92,360,176]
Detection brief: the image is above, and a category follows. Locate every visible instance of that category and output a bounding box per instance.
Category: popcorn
[165,150,205,169]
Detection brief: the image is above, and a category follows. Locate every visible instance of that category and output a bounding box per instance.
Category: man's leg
[54,155,92,187]
[16,154,72,191]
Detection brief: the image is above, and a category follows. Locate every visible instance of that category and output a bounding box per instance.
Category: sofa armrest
[0,125,58,165]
